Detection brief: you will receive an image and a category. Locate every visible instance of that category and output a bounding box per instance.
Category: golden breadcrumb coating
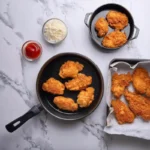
[42,78,65,95]
[133,67,150,97]
[124,90,150,121]
[65,73,92,91]
[106,11,128,30]
[111,72,132,98]
[111,99,135,124]
[77,87,95,108]
[95,17,109,37]
[59,60,84,79]
[53,96,78,112]
[102,30,127,48]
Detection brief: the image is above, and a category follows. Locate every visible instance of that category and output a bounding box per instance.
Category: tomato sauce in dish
[22,41,42,61]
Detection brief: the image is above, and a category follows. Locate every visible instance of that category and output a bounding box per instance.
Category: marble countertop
[0,0,150,150]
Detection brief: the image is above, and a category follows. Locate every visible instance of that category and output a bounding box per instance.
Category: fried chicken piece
[102,30,127,48]
[133,68,150,97]
[77,87,95,108]
[111,72,132,98]
[124,90,150,121]
[53,96,78,112]
[146,82,150,97]
[111,100,135,124]
[95,17,109,37]
[59,61,84,79]
[65,73,92,91]
[106,11,128,30]
[42,78,65,95]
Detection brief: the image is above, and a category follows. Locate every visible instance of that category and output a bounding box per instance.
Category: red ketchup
[22,41,42,61]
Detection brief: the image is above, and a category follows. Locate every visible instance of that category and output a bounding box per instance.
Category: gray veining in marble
[3,37,11,45]
[15,32,24,40]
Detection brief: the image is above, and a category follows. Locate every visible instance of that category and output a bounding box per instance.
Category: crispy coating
[53,96,78,112]
[124,90,150,121]
[102,30,127,48]
[95,17,109,37]
[111,72,132,98]
[65,73,92,91]
[77,87,95,108]
[106,11,128,30]
[146,81,150,97]
[59,61,84,79]
[133,68,150,97]
[42,78,65,95]
[111,100,135,124]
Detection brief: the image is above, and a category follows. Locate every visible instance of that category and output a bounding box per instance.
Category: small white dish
[42,18,68,44]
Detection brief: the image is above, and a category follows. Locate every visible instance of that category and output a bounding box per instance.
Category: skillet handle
[84,12,92,27]
[130,25,140,40]
[5,104,43,133]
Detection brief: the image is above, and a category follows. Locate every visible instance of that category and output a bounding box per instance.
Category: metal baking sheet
[104,59,150,140]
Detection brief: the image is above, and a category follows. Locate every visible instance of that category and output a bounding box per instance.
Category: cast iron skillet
[84,3,140,50]
[5,53,104,132]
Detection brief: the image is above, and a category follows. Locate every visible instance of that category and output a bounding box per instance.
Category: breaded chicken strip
[65,73,92,91]
[124,90,150,121]
[133,68,150,97]
[77,87,95,108]
[106,11,128,30]
[111,72,132,98]
[102,30,127,48]
[42,78,65,95]
[53,96,78,112]
[59,61,84,79]
[111,100,135,124]
[95,18,109,37]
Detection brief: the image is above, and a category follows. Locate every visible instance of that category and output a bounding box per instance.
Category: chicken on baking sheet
[77,87,95,108]
[42,77,65,95]
[65,73,92,91]
[53,96,78,112]
[59,60,84,79]
[111,99,135,124]
[111,72,132,98]
[124,90,150,121]
[133,67,150,97]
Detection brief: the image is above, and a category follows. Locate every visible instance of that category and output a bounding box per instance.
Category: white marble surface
[0,0,150,150]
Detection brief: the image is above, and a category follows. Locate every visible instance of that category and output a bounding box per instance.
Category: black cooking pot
[84,3,140,50]
[5,53,104,132]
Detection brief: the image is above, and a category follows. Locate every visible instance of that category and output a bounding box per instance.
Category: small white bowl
[42,18,68,44]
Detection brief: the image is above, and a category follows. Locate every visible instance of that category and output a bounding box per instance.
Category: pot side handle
[130,25,140,40]
[5,104,43,133]
[84,12,93,27]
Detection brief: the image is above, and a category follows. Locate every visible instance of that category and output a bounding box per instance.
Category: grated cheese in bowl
[43,18,67,44]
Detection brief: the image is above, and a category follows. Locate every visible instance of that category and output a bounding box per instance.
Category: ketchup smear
[25,42,41,59]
